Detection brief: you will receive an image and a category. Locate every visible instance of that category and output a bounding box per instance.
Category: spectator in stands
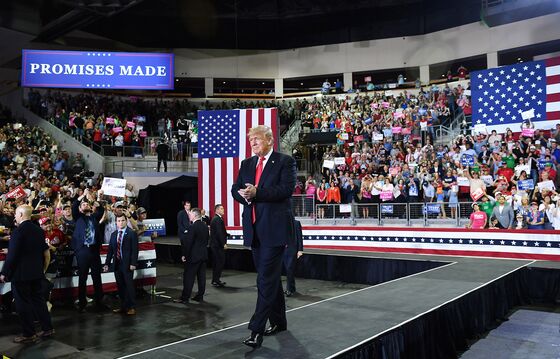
[321,79,331,94]
[467,203,487,229]
[315,182,327,219]
[304,176,316,217]
[526,201,545,230]
[490,194,514,229]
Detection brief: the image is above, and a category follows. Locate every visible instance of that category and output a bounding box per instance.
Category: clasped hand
[238,183,257,201]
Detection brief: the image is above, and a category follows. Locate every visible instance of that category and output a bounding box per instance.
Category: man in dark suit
[156,138,169,172]
[175,208,208,303]
[103,214,139,315]
[0,205,54,343]
[283,218,304,297]
[231,125,296,348]
[210,204,228,287]
[175,200,192,303]
[177,200,191,240]
[71,188,106,312]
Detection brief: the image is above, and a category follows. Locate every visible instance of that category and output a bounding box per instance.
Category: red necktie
[252,156,265,223]
[116,230,123,260]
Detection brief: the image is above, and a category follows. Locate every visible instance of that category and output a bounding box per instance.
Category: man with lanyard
[71,188,107,313]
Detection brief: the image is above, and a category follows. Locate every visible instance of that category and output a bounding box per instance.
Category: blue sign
[517,179,535,191]
[143,218,166,236]
[537,159,552,170]
[424,204,441,214]
[21,49,174,90]
[461,155,475,167]
[381,204,393,214]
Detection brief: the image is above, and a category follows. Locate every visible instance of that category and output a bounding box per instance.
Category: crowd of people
[26,90,299,158]
[0,120,163,342]
[293,88,559,230]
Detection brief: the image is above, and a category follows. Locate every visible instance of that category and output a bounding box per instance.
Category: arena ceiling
[1,0,483,50]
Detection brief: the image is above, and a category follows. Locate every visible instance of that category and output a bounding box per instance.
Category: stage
[1,243,559,359]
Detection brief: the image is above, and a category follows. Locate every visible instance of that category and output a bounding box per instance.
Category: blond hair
[248,125,273,145]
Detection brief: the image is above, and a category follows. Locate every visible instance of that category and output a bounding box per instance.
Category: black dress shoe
[191,295,203,302]
[212,281,226,287]
[264,324,286,336]
[172,298,188,304]
[284,290,293,297]
[243,332,263,348]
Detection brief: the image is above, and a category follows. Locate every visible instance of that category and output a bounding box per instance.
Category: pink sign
[521,128,535,137]
[389,167,400,176]
[139,131,148,137]
[126,121,135,129]
[394,112,404,119]
[392,127,402,134]
[371,103,379,109]
[382,102,390,108]
[112,126,123,133]
[380,191,393,201]
[106,117,115,125]
[402,128,411,135]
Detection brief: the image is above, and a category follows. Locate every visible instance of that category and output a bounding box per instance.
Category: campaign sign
[101,177,126,197]
[517,179,534,191]
[21,49,174,90]
[424,204,441,214]
[6,186,27,200]
[461,155,475,167]
[142,218,166,236]
[521,128,535,137]
[380,191,393,201]
[537,159,553,170]
[381,204,393,214]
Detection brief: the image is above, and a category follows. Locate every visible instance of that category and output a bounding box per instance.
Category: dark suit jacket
[210,215,228,248]
[182,220,209,263]
[177,209,191,239]
[71,199,105,254]
[286,219,304,254]
[0,220,48,282]
[231,151,296,247]
[105,227,139,269]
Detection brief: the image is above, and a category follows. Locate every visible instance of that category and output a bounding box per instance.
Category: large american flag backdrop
[0,242,156,297]
[472,56,560,132]
[198,108,278,226]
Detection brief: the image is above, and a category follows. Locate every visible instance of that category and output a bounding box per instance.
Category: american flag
[198,108,278,227]
[471,56,560,132]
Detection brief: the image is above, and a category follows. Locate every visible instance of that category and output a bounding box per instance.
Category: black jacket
[1,220,48,282]
[182,219,209,263]
[210,214,228,248]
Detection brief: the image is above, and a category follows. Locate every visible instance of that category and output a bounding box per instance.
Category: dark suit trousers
[12,279,53,337]
[249,244,286,334]
[283,249,297,293]
[182,260,206,300]
[115,260,136,309]
[211,246,225,283]
[76,248,103,306]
